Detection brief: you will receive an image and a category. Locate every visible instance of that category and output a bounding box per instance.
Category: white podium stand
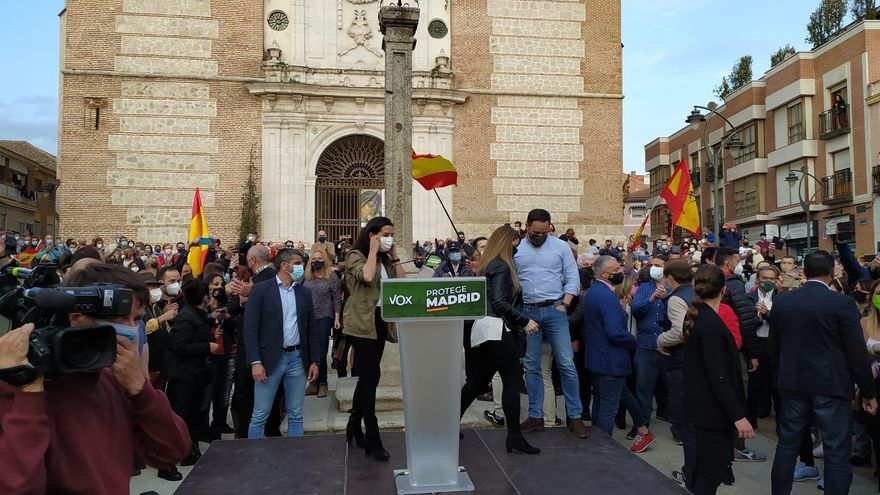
[381,277,486,495]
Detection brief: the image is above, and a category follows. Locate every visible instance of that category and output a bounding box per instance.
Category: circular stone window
[267,10,289,31]
[428,19,448,39]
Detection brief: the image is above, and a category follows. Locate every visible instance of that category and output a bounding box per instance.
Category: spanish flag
[660,159,701,238]
[629,214,650,251]
[411,152,457,190]
[186,188,209,277]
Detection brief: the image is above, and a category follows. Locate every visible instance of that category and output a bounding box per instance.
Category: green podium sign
[381,278,486,321]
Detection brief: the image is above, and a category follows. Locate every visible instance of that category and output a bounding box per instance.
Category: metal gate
[315,135,385,242]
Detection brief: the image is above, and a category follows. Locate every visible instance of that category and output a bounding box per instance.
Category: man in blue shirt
[630,255,668,436]
[514,209,589,439]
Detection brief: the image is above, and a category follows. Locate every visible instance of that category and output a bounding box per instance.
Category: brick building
[622,171,650,240]
[646,20,880,257]
[0,141,59,237]
[58,0,623,245]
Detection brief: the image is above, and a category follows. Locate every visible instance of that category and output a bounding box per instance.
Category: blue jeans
[592,373,647,436]
[248,350,307,438]
[771,392,853,495]
[633,347,663,427]
[524,304,582,419]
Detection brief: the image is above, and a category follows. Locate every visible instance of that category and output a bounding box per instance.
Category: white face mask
[149,288,162,303]
[164,249,172,256]
[649,265,664,281]
[733,263,744,276]
[165,282,181,296]
[379,237,394,252]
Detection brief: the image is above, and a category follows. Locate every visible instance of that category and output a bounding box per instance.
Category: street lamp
[785,166,825,253]
[685,104,743,244]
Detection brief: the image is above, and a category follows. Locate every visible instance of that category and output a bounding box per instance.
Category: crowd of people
[1,209,879,495]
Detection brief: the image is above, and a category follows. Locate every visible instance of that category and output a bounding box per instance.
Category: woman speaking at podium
[461,225,541,455]
[342,217,406,461]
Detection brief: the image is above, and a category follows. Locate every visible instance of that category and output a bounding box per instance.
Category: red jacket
[718,302,742,350]
[0,369,190,494]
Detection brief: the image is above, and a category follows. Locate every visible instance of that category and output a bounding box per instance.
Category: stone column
[380,4,419,251]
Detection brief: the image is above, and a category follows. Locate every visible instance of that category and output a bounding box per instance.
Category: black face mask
[854,290,868,304]
[528,233,547,248]
[414,261,425,268]
[211,288,222,299]
[608,272,625,285]
[311,261,325,271]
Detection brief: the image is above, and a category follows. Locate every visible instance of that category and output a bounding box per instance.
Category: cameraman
[0,263,190,494]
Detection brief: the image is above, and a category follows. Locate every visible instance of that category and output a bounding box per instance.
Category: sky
[0,0,824,171]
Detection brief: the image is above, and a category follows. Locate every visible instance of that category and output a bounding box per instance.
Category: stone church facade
[58,0,623,245]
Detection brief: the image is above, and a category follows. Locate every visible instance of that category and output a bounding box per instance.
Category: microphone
[3,266,33,278]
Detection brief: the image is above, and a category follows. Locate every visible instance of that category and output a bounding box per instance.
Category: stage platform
[174,428,687,494]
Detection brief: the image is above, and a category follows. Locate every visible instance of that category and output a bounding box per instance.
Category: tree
[770,44,796,68]
[238,144,261,243]
[806,0,848,49]
[852,0,880,19]
[714,55,753,100]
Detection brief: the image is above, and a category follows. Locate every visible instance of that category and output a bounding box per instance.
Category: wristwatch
[0,365,38,387]
[560,301,571,308]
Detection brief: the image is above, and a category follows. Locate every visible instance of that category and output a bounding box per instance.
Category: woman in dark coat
[166,278,218,466]
[683,265,754,495]
[460,225,540,455]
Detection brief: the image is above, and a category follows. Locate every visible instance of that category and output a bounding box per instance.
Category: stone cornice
[246,82,469,105]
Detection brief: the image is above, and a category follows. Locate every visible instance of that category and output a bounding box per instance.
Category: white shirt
[756,289,773,338]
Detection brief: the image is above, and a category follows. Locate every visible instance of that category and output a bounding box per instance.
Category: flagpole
[433,189,462,239]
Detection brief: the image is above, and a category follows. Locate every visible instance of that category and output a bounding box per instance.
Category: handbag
[470,316,505,348]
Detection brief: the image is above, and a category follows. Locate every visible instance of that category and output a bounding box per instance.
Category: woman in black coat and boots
[166,278,219,466]
[460,225,541,455]
[683,265,755,494]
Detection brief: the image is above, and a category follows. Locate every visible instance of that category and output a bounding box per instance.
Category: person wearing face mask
[244,249,320,439]
[713,247,765,465]
[412,246,433,278]
[748,265,780,424]
[167,279,221,466]
[303,249,342,399]
[514,209,590,439]
[229,245,284,439]
[312,229,336,267]
[630,255,669,441]
[343,217,407,460]
[35,234,65,263]
[583,255,655,451]
[433,241,474,278]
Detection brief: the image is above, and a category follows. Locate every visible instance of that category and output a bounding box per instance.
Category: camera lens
[57,326,116,372]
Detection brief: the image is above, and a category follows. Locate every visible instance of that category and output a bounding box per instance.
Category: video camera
[0,264,133,377]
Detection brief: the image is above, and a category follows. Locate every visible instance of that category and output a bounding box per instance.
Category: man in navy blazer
[769,250,877,495]
[245,248,320,438]
[583,256,653,451]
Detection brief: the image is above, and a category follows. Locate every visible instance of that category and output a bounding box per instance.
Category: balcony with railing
[734,192,758,218]
[821,169,853,205]
[0,182,36,205]
[690,169,701,188]
[706,163,723,181]
[819,104,850,139]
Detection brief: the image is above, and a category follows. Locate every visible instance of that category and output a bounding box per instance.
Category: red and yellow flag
[660,159,701,238]
[629,213,650,251]
[412,152,457,190]
[186,188,209,277]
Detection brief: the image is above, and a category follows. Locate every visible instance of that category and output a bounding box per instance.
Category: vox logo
[388,294,413,306]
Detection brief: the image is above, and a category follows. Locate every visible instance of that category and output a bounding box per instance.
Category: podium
[381,277,486,495]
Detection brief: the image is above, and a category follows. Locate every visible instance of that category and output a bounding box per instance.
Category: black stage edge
[175,428,687,494]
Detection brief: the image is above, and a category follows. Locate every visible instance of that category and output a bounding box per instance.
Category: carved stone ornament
[338,9,383,58]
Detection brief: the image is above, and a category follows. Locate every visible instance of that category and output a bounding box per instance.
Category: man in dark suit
[769,250,877,495]
[230,245,282,438]
[245,248,320,438]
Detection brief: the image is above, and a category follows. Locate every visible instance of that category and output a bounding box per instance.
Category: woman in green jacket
[343,216,406,461]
